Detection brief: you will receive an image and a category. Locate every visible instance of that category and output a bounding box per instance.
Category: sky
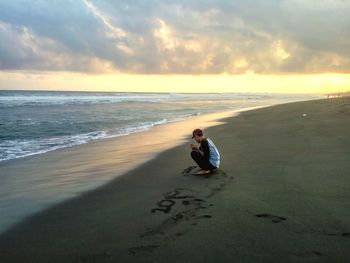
[0,0,349,93]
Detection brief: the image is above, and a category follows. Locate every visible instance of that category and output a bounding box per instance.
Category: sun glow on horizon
[0,71,349,94]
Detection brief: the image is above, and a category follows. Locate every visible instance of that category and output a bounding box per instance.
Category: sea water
[0,90,322,234]
[0,90,321,162]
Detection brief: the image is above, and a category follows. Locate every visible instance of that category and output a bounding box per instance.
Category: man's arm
[191,139,210,157]
[199,139,210,159]
[191,143,205,156]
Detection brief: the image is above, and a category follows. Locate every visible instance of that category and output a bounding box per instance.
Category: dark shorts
[191,150,216,170]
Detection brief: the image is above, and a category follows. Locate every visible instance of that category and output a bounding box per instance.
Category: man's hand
[190,143,198,151]
[191,143,204,156]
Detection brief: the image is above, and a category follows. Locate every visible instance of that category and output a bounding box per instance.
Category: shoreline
[2,97,349,262]
[0,104,273,235]
[1,93,320,166]
[0,91,322,164]
[0,106,263,166]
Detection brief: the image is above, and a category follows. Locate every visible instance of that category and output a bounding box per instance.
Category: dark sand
[0,98,349,262]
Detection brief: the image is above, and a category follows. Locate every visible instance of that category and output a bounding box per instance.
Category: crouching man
[190,128,220,175]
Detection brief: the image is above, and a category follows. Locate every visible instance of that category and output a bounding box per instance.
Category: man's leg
[191,150,214,170]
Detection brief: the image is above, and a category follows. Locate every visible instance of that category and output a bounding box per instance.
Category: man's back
[201,137,220,168]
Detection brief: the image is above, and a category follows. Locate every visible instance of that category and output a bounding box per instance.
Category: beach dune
[0,98,349,262]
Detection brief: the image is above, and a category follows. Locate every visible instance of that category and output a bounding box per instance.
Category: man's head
[192,128,204,142]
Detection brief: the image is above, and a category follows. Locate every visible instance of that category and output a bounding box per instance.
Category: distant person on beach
[190,128,220,175]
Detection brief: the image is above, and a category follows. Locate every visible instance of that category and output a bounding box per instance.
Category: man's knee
[191,150,199,159]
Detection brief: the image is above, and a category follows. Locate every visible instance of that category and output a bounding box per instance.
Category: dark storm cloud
[0,0,349,74]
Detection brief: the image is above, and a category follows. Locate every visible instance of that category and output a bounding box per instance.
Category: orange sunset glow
[0,1,349,93]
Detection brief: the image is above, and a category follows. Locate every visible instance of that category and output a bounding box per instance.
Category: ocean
[0,90,321,162]
[0,90,322,234]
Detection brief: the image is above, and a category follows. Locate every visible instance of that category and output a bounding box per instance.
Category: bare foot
[191,167,202,174]
[194,170,211,175]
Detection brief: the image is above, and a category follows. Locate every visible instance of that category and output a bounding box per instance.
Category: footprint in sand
[196,215,212,219]
[255,213,287,223]
[206,182,228,198]
[324,231,350,238]
[312,251,323,257]
[128,245,160,255]
[77,252,112,262]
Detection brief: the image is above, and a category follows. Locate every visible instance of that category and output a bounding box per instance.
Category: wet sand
[0,98,349,262]
[0,108,253,234]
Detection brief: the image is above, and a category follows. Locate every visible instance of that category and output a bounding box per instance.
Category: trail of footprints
[255,213,287,223]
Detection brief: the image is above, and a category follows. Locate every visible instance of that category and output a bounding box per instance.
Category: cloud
[0,0,349,74]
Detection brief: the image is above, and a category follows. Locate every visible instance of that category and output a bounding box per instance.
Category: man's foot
[182,166,198,175]
[194,169,211,175]
[190,167,202,174]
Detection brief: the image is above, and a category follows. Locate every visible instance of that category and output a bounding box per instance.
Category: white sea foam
[0,94,166,107]
[0,119,170,162]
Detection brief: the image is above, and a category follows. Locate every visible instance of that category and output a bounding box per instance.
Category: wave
[0,119,168,162]
[0,94,169,107]
[0,91,320,107]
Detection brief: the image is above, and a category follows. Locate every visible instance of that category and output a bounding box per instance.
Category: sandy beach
[0,97,349,262]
